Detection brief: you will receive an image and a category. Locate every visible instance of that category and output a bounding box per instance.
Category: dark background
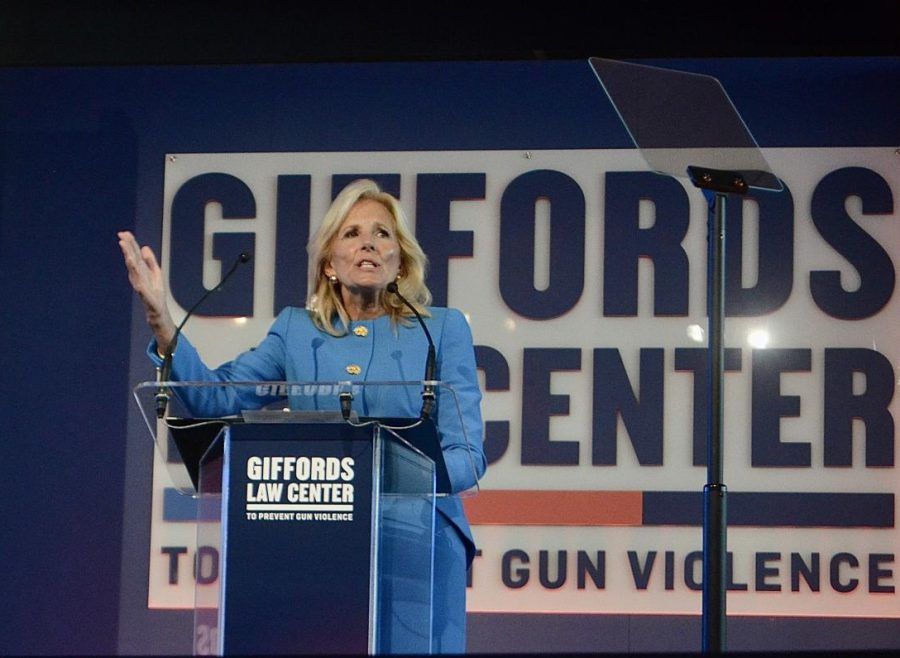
[2,0,898,67]
[1,1,897,655]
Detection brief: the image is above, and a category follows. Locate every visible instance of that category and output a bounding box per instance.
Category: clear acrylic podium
[135,380,477,655]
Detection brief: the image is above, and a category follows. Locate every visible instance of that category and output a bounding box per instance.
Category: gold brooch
[345,364,362,376]
[353,326,369,337]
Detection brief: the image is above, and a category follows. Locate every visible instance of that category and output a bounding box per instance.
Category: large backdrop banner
[3,56,899,656]
[16,57,880,653]
[144,145,898,619]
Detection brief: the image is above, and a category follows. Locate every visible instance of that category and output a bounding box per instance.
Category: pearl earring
[329,275,338,284]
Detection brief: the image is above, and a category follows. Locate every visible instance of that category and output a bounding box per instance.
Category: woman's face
[325,198,402,296]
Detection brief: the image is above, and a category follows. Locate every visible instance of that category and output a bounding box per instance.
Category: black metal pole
[702,191,728,653]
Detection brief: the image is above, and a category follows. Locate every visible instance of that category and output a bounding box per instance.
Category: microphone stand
[156,252,251,419]
[387,282,436,421]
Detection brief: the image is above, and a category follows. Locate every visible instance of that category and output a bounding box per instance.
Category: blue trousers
[379,506,469,653]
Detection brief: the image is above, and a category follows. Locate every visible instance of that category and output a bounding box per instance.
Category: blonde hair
[306,179,432,335]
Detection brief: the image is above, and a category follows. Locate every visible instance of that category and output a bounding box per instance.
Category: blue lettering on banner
[538,550,567,589]
[415,173,484,307]
[673,347,743,466]
[502,549,530,588]
[160,545,220,586]
[831,552,860,593]
[273,174,311,313]
[521,348,581,465]
[170,172,256,316]
[487,548,893,593]
[725,185,795,316]
[577,551,606,589]
[474,345,511,465]
[869,554,896,594]
[161,546,187,584]
[727,553,750,591]
[195,546,219,585]
[751,348,813,467]
[161,164,898,531]
[756,552,782,591]
[810,167,895,319]
[164,165,898,321]
[592,348,664,466]
[629,550,656,589]
[471,344,896,473]
[791,553,820,592]
[499,550,607,590]
[499,170,585,319]
[684,551,704,591]
[824,348,895,467]
[603,171,690,317]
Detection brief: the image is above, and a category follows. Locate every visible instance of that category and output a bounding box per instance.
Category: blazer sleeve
[434,308,487,493]
[147,307,292,417]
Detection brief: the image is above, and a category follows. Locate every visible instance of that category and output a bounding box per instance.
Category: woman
[119,179,486,653]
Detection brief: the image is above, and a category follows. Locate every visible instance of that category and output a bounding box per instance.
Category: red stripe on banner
[463,490,643,526]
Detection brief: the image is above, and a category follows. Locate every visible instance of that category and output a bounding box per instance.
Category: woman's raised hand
[117,231,176,351]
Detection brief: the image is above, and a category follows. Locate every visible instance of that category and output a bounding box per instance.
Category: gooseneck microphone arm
[386,281,436,420]
[156,252,251,419]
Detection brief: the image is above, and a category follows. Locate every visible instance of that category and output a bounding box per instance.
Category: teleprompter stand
[589,57,783,654]
[135,380,478,655]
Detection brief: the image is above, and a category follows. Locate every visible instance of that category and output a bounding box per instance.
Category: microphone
[339,390,354,422]
[386,281,436,420]
[156,251,252,418]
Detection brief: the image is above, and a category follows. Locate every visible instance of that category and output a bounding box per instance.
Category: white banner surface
[147,148,898,618]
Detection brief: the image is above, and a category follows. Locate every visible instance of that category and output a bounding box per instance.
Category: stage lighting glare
[747,328,770,349]
[686,324,705,343]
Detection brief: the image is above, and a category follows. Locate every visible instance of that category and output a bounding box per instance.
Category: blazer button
[353,326,369,337]
[345,364,362,376]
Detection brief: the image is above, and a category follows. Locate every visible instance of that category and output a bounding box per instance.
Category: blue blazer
[152,306,487,563]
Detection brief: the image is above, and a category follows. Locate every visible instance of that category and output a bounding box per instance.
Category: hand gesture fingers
[118,231,163,309]
[118,231,176,346]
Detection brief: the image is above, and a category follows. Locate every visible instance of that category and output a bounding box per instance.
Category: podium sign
[215,423,376,653]
[133,381,464,655]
